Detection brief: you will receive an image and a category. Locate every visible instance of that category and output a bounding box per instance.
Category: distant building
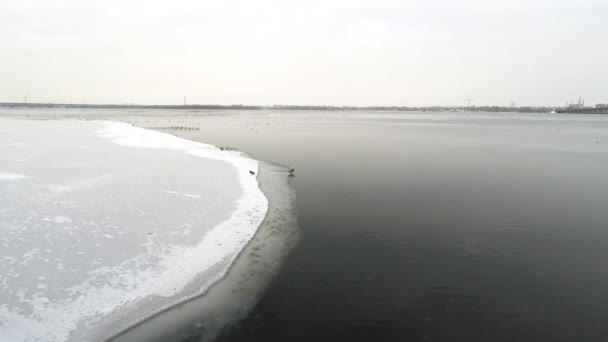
[596,104,608,109]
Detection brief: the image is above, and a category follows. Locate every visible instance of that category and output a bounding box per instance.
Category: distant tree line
[0,103,261,110]
[265,105,554,113]
[0,102,555,113]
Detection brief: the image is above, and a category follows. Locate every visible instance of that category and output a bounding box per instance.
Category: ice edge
[84,121,268,340]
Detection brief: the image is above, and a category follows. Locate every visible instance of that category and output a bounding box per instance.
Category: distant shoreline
[0,102,558,114]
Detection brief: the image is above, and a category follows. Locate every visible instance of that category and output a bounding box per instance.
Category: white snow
[0,119,268,341]
[0,172,29,181]
[183,193,203,198]
[41,216,73,224]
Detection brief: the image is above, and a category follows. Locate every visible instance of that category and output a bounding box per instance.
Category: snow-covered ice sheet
[0,119,268,341]
[0,172,29,181]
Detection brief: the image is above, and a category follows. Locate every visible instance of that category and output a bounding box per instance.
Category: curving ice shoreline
[91,122,271,338]
[110,160,300,342]
[0,120,269,341]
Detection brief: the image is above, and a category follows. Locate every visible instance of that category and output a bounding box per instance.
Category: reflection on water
[3,108,608,341]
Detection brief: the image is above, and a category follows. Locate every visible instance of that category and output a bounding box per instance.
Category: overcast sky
[1,0,606,106]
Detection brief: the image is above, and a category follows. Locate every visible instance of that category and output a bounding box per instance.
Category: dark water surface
[151,111,608,342]
[5,109,608,341]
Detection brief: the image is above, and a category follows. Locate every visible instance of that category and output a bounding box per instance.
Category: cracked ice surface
[0,119,268,341]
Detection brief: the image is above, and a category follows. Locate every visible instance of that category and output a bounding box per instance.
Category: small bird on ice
[249,171,255,175]
[288,168,295,177]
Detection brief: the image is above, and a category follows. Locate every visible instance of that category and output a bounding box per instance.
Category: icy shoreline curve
[0,120,268,341]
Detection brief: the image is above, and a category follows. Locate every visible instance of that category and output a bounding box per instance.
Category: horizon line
[0,101,559,110]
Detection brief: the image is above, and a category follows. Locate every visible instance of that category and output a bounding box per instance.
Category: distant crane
[184,96,187,106]
[24,93,29,104]
[465,98,472,107]
[565,97,586,109]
